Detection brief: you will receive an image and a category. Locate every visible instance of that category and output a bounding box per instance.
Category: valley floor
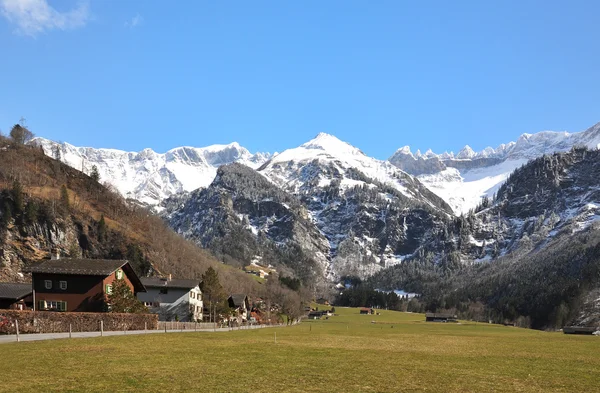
[0,308,598,392]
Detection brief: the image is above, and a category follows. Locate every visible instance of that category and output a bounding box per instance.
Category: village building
[360,307,374,315]
[28,256,145,312]
[137,276,203,322]
[425,313,458,323]
[0,282,33,310]
[228,294,250,323]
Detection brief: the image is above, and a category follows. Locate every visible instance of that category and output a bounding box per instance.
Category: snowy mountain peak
[301,133,364,157]
[395,145,413,156]
[456,145,476,159]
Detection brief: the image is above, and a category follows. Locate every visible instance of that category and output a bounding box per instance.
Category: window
[190,292,195,299]
[44,280,52,290]
[59,281,67,290]
[45,301,67,311]
[116,269,123,280]
[106,284,113,294]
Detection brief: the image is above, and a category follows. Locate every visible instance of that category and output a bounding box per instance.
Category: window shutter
[39,300,46,310]
[61,301,67,312]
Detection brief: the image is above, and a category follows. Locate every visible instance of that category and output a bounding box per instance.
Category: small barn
[425,313,457,322]
[563,326,599,335]
[359,308,374,315]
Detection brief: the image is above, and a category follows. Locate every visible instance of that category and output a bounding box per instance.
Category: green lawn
[1,307,599,392]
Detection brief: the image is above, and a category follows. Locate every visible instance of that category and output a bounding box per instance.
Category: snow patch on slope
[419,160,527,214]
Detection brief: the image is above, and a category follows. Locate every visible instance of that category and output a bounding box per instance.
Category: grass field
[1,307,599,392]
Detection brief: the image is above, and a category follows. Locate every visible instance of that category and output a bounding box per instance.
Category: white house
[138,276,203,322]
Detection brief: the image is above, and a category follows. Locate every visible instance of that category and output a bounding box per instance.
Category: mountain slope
[0,140,265,297]
[30,138,271,206]
[390,121,600,213]
[166,134,454,282]
[167,163,330,286]
[371,146,600,328]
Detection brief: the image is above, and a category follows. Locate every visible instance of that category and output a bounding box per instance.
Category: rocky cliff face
[166,163,330,284]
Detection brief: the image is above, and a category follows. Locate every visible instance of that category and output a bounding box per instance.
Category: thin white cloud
[0,0,90,36]
[124,13,142,28]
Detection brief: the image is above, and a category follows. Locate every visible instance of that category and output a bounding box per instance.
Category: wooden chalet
[28,257,145,312]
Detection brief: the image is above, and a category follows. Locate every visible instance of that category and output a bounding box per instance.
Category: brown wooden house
[0,282,33,310]
[29,258,146,312]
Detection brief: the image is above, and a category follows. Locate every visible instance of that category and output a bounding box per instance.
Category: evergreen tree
[9,124,34,145]
[107,279,147,313]
[98,214,107,242]
[24,201,38,224]
[90,165,100,182]
[11,179,24,214]
[200,267,228,321]
[53,145,61,161]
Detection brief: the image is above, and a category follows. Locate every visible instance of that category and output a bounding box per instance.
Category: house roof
[426,313,457,318]
[28,258,128,276]
[140,277,200,290]
[229,294,248,308]
[0,282,32,300]
[28,259,146,293]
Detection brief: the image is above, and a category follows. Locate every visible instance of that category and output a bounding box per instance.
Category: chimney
[50,249,60,260]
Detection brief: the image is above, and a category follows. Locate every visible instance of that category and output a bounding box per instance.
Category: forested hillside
[369,147,600,329]
[0,134,304,314]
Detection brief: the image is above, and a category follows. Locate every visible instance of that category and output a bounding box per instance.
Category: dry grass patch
[0,307,598,392]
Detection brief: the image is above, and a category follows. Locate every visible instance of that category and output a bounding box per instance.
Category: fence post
[100,320,104,337]
[195,322,197,332]
[69,324,72,339]
[15,320,20,342]
[274,331,276,344]
[144,322,147,333]
[164,322,167,333]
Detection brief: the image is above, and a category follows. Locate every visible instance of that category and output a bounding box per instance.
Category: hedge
[0,310,158,334]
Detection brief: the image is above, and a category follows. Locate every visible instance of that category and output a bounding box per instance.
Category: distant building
[228,294,250,323]
[360,308,374,315]
[28,257,145,312]
[425,313,457,323]
[563,326,599,335]
[137,276,203,322]
[0,282,32,310]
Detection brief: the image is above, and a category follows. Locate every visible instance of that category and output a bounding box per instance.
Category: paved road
[0,324,281,344]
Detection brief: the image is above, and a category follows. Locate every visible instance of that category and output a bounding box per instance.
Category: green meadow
[1,307,598,393]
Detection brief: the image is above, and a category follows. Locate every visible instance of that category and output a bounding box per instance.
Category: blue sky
[0,1,599,159]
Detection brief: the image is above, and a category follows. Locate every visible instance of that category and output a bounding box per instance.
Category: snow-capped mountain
[389,122,600,214]
[166,133,452,281]
[260,133,450,211]
[30,137,271,206]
